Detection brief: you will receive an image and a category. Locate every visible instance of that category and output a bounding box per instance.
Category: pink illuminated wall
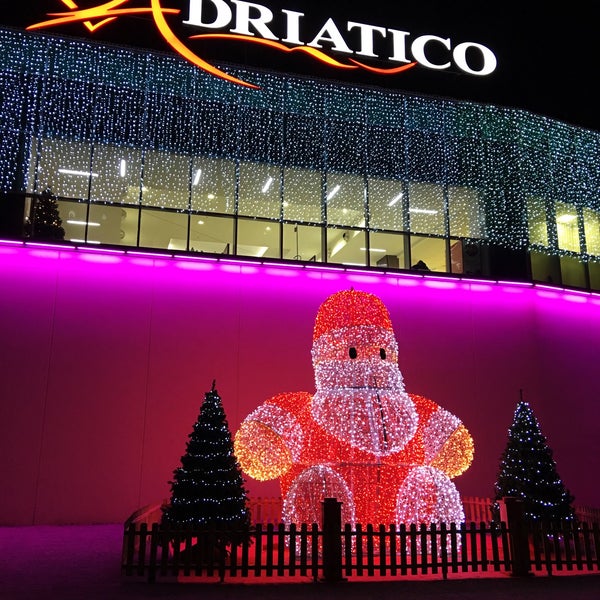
[0,241,599,525]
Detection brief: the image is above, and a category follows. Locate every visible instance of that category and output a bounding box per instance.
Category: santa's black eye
[380,348,386,359]
[349,347,357,359]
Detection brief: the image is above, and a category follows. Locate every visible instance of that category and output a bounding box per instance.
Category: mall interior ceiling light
[70,238,101,244]
[120,159,126,177]
[409,207,438,215]
[66,220,100,227]
[330,232,348,257]
[58,168,98,177]
[387,193,403,207]
[327,184,341,201]
[193,168,202,186]
[262,176,274,193]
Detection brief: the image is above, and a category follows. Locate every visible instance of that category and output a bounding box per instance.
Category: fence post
[322,497,344,582]
[500,497,531,576]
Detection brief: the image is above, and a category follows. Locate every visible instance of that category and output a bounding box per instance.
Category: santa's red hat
[313,289,393,340]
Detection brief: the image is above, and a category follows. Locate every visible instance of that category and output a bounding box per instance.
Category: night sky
[3,1,598,131]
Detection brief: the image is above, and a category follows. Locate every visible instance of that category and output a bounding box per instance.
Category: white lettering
[453,42,497,76]
[411,35,451,70]
[281,9,304,45]
[387,28,411,63]
[230,0,278,39]
[184,0,232,29]
[307,18,353,54]
[347,21,387,58]
[183,1,498,78]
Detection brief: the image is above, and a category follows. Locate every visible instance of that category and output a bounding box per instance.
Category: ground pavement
[0,524,598,600]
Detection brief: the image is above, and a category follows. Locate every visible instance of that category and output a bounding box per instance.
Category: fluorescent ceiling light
[262,176,274,193]
[330,234,348,257]
[70,238,101,244]
[58,168,98,177]
[409,207,438,215]
[193,168,202,186]
[387,193,403,207]
[120,159,126,177]
[361,247,386,252]
[327,184,341,201]
[66,220,101,227]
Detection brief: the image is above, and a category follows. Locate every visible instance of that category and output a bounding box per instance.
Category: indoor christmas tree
[31,188,65,240]
[491,395,575,523]
[161,381,251,542]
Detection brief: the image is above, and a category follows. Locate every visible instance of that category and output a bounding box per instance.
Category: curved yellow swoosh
[150,0,260,89]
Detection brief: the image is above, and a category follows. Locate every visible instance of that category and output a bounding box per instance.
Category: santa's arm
[421,407,474,478]
[234,396,304,481]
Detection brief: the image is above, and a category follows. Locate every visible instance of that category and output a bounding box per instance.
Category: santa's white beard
[312,359,418,456]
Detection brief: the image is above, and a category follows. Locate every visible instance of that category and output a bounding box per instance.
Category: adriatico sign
[27,1,498,89]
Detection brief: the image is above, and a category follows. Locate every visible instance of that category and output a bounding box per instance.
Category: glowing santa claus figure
[234,289,474,528]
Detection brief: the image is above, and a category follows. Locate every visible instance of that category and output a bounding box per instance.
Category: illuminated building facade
[1,19,599,527]
[1,26,599,290]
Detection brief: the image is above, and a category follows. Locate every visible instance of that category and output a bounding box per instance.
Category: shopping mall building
[0,5,598,526]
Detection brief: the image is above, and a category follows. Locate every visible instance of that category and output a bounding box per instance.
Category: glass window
[238,161,281,219]
[530,251,561,284]
[410,235,447,272]
[237,218,280,258]
[282,223,322,262]
[58,199,88,243]
[368,177,405,232]
[53,200,124,247]
[142,150,190,211]
[119,207,140,247]
[325,172,365,228]
[450,240,485,275]
[326,227,367,266]
[448,186,484,238]
[369,231,407,269]
[408,182,445,235]
[191,156,236,214]
[37,138,92,200]
[589,261,600,291]
[139,208,189,249]
[560,255,586,288]
[555,201,580,252]
[527,197,549,247]
[190,214,234,255]
[90,144,143,206]
[450,239,463,274]
[87,203,128,245]
[583,207,600,256]
[283,167,322,223]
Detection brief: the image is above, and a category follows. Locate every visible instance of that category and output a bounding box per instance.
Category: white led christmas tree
[491,396,575,523]
[162,381,251,539]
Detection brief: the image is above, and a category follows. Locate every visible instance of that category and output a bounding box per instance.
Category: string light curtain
[0,27,598,263]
